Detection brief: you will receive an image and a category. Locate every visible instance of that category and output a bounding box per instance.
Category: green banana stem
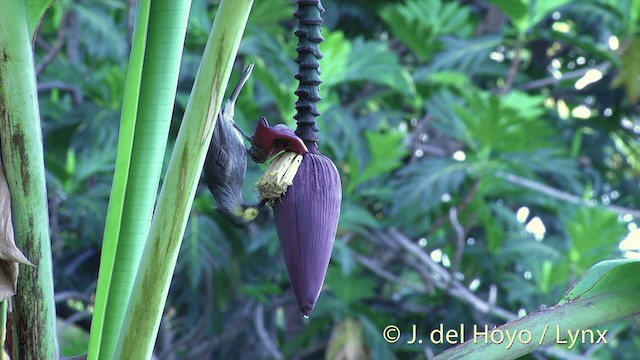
[0,1,58,358]
[88,1,192,359]
[114,1,254,359]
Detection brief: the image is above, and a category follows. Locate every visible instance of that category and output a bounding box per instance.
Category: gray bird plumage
[203,64,260,226]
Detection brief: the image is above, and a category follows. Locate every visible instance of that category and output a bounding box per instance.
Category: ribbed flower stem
[294,0,325,143]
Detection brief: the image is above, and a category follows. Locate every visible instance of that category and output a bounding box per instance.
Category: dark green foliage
[380,0,475,61]
[36,0,640,359]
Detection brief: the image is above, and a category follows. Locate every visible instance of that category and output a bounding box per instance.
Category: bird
[203,64,264,226]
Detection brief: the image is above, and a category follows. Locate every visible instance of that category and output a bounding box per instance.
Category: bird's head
[217,202,264,227]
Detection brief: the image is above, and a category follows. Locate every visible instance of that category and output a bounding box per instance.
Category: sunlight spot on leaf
[275,307,284,327]
[556,99,570,119]
[490,51,504,62]
[441,254,451,268]
[441,193,451,202]
[516,207,530,223]
[525,216,546,240]
[620,228,640,260]
[621,117,633,129]
[452,151,466,161]
[551,21,571,33]
[430,249,442,262]
[575,69,603,90]
[623,251,640,259]
[544,97,555,108]
[571,105,592,119]
[469,278,480,291]
[608,36,619,51]
[620,229,640,253]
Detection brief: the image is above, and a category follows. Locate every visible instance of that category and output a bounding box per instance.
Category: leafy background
[35,0,640,359]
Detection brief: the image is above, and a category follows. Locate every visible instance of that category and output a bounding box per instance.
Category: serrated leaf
[563,207,627,271]
[339,201,381,232]
[612,36,640,104]
[453,89,554,152]
[530,0,573,28]
[241,283,282,303]
[502,90,547,119]
[248,0,294,35]
[392,158,469,220]
[424,35,501,75]
[427,90,467,139]
[380,0,475,61]
[320,31,352,88]
[424,70,472,88]
[488,0,528,30]
[332,240,357,276]
[327,37,414,96]
[489,0,572,32]
[562,259,640,302]
[348,130,407,192]
[325,266,375,305]
[240,31,296,119]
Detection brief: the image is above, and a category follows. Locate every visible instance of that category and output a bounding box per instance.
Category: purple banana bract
[250,117,308,163]
[272,144,342,317]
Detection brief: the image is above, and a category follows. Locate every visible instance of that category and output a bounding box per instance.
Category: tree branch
[355,253,426,293]
[36,11,69,76]
[500,44,522,95]
[496,171,640,218]
[388,229,516,321]
[517,62,610,91]
[426,176,481,238]
[254,304,282,360]
[383,229,604,360]
[449,207,466,272]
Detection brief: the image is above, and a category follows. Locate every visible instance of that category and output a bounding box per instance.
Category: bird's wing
[204,115,234,186]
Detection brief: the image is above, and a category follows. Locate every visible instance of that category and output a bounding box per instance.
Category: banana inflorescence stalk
[293,0,325,143]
